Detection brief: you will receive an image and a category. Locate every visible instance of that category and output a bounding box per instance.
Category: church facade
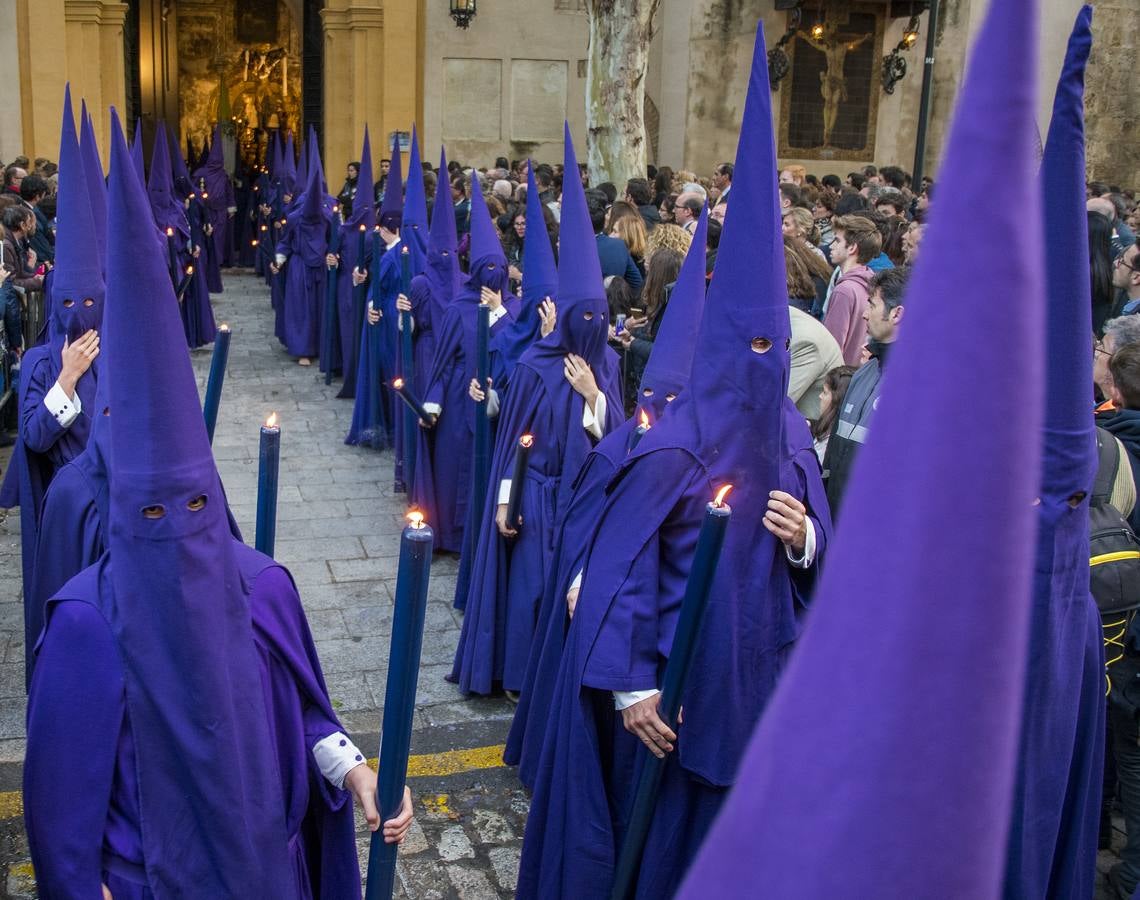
[3,0,1136,188]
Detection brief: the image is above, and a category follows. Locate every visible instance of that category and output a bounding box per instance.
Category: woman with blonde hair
[782,206,824,253]
[645,222,693,267]
[607,200,648,276]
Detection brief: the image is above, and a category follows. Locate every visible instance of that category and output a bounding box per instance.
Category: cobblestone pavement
[0,273,521,898]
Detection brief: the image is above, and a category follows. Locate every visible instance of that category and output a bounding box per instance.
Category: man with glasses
[1094,314,1140,416]
[1115,239,1140,315]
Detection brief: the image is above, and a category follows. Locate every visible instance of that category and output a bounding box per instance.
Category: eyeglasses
[1116,253,1138,273]
[1095,342,1114,359]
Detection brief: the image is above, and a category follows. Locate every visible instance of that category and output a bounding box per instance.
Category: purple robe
[505,414,634,785]
[518,412,828,898]
[24,543,360,899]
[1002,7,1104,895]
[413,290,516,552]
[451,348,623,695]
[278,205,333,359]
[345,240,401,449]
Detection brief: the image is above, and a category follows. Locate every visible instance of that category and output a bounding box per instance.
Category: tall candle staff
[323,206,343,386]
[255,413,281,557]
[202,323,231,443]
[364,511,434,900]
[610,485,734,900]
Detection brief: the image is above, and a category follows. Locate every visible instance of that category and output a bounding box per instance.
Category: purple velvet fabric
[675,1,1046,895]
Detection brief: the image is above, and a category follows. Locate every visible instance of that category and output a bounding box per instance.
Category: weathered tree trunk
[585,0,661,188]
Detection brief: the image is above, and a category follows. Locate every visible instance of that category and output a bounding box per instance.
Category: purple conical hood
[130,118,145,185]
[51,85,105,348]
[347,126,375,230]
[108,115,211,470]
[467,168,504,271]
[521,161,557,303]
[301,135,324,223]
[296,130,309,195]
[167,123,192,195]
[281,132,297,195]
[403,125,428,234]
[102,109,295,893]
[539,126,608,364]
[555,123,604,306]
[79,100,108,265]
[638,206,707,421]
[677,0,1044,895]
[423,146,460,310]
[148,121,188,237]
[206,123,224,170]
[379,131,404,231]
[306,126,327,195]
[1040,4,1095,500]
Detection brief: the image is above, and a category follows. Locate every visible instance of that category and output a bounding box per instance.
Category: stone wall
[1085,0,1139,188]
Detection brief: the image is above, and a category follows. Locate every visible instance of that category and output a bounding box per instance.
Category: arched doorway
[128,0,323,169]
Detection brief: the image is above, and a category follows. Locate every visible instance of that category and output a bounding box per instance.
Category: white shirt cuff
[423,401,442,416]
[582,394,607,440]
[614,688,660,711]
[45,382,81,427]
[488,305,508,325]
[275,253,286,266]
[497,479,512,505]
[486,389,500,418]
[227,206,238,214]
[312,731,367,790]
[784,518,817,569]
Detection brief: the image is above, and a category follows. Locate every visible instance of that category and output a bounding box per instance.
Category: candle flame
[639,410,650,429]
[251,240,259,246]
[520,434,534,449]
[185,265,194,275]
[407,510,425,529]
[261,225,268,232]
[359,223,367,232]
[266,412,279,428]
[713,484,733,508]
[202,192,209,199]
[392,377,405,390]
[165,227,174,236]
[333,204,340,213]
[219,323,230,332]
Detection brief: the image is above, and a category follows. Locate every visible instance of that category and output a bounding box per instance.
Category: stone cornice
[63,0,128,27]
[321,6,386,32]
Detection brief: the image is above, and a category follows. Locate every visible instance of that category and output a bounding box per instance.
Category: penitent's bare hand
[621,694,676,759]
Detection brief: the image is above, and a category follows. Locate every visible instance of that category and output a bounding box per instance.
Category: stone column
[322,0,423,182]
[63,0,129,167]
[14,0,68,162]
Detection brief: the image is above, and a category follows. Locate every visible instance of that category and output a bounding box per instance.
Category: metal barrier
[0,287,45,416]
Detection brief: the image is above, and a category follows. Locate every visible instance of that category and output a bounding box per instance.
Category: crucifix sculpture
[795,19,872,146]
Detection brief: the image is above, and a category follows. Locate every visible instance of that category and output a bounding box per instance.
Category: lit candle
[165,227,178,281]
[175,265,195,302]
[609,485,734,900]
[391,377,431,426]
[627,409,651,453]
[364,511,434,900]
[255,412,281,557]
[504,434,534,530]
[323,215,343,386]
[357,222,367,263]
[202,324,231,443]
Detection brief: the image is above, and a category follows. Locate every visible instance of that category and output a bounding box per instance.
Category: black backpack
[1091,427,1140,616]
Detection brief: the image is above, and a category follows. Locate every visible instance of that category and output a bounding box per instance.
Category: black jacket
[1099,407,1140,534]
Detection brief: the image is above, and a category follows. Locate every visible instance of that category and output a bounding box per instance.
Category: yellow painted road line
[0,743,507,821]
